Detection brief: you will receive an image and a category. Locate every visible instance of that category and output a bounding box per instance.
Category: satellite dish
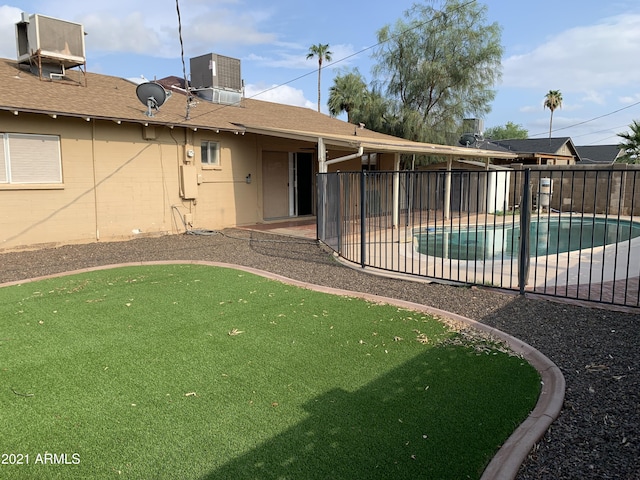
[136,82,169,117]
[459,133,476,146]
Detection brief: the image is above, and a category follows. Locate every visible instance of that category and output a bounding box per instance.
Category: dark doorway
[296,153,313,216]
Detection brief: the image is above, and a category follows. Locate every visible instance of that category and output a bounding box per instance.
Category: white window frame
[0,133,62,185]
[201,141,220,167]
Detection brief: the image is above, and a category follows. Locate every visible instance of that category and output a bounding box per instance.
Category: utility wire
[173,0,638,147]
[175,0,478,122]
[240,1,479,102]
[175,0,191,120]
[529,100,640,139]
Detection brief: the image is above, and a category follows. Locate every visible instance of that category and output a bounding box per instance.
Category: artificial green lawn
[0,264,540,479]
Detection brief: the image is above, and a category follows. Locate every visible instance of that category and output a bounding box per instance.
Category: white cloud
[579,90,607,105]
[179,9,278,54]
[519,101,580,114]
[10,1,281,59]
[0,6,23,59]
[81,12,164,55]
[248,43,358,71]
[619,93,640,104]
[503,13,640,93]
[245,82,315,109]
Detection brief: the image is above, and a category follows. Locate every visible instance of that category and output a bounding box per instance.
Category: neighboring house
[575,145,623,164]
[484,137,581,165]
[1,15,515,252]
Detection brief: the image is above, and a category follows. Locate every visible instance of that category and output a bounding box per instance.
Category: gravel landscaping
[1,229,638,479]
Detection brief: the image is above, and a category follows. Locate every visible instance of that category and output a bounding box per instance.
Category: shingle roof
[490,137,574,154]
[0,58,516,159]
[464,139,513,153]
[575,145,622,164]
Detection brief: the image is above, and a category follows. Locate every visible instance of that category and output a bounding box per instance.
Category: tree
[617,119,640,164]
[306,43,333,113]
[543,90,563,139]
[371,0,503,145]
[351,88,399,135]
[484,121,528,140]
[327,69,368,123]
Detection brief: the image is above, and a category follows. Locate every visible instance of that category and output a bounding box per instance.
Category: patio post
[317,137,326,173]
[444,156,453,220]
[317,137,327,240]
[393,153,400,229]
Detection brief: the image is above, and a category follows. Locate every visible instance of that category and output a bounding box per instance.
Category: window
[0,133,62,184]
[201,141,220,167]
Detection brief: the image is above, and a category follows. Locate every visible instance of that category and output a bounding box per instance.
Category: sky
[2,0,640,146]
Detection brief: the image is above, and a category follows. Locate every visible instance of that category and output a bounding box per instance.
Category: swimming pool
[415,217,640,261]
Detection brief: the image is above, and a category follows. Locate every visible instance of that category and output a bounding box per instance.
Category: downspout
[91,119,99,240]
[324,146,364,167]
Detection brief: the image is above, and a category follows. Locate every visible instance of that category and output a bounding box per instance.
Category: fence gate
[317,166,640,309]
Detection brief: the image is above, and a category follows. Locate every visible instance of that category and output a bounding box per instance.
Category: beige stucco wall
[0,112,264,252]
[191,131,260,229]
[1,114,102,250]
[3,110,411,251]
[91,121,181,240]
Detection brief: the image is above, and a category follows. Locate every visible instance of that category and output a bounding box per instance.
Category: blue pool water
[415,217,640,261]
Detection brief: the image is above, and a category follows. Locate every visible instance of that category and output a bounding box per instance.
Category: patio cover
[239,125,519,163]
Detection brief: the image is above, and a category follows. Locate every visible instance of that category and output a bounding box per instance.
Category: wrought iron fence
[317,166,640,308]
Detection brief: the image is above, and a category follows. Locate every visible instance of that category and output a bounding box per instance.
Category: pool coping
[1,260,566,480]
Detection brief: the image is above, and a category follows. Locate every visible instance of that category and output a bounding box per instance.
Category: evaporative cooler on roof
[15,13,86,82]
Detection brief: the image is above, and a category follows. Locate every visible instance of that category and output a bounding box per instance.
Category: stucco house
[1,14,514,252]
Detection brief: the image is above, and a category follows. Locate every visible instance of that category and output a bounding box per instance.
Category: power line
[570,123,629,139]
[173,0,637,147]
[529,100,640,139]
[569,123,631,145]
[586,134,621,145]
[243,0,478,102]
[175,0,191,120]
[177,0,478,122]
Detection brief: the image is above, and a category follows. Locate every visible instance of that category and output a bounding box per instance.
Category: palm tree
[327,70,368,123]
[617,119,640,164]
[543,90,563,139]
[306,43,332,113]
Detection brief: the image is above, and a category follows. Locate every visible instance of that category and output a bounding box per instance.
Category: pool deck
[240,214,640,309]
[239,217,317,239]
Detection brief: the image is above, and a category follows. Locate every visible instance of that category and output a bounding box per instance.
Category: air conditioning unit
[16,13,85,68]
[215,89,242,106]
[192,87,242,106]
[190,53,242,92]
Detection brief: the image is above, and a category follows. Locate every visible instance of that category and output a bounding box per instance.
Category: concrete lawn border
[1,260,566,480]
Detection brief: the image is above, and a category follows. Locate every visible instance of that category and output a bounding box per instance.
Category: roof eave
[241,125,518,160]
[1,106,242,133]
